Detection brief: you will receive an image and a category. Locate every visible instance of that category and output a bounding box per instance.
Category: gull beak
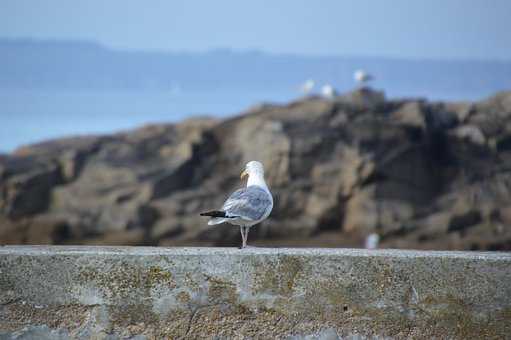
[240,169,249,180]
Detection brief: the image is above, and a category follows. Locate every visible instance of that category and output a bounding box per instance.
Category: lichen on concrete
[0,246,510,339]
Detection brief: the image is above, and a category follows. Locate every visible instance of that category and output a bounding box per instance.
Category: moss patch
[78,263,176,301]
[253,255,304,296]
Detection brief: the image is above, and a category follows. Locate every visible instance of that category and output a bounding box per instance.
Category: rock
[1,90,511,250]
[25,216,71,244]
[340,87,386,108]
[0,157,62,218]
[449,124,486,145]
[448,210,483,233]
[499,205,511,224]
[444,102,473,123]
[343,186,377,233]
[391,101,426,129]
[0,218,27,244]
[424,105,458,132]
[469,91,511,137]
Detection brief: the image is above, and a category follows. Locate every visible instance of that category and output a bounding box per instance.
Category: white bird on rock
[365,233,380,250]
[321,84,337,99]
[200,161,273,248]
[300,79,315,95]
[354,69,374,87]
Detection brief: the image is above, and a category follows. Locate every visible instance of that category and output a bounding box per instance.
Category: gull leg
[245,227,250,248]
[240,226,248,249]
[239,226,245,249]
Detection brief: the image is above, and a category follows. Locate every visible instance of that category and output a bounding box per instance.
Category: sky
[1,0,511,60]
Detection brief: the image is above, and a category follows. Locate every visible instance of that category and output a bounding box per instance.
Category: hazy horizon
[2,0,511,60]
[3,36,511,63]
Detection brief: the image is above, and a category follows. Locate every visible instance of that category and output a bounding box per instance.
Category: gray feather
[221,186,272,221]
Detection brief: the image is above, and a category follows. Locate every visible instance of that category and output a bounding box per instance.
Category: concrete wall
[0,246,510,339]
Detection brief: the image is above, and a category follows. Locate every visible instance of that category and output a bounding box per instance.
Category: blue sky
[1,0,510,60]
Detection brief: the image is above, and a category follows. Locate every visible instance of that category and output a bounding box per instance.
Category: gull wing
[222,186,272,221]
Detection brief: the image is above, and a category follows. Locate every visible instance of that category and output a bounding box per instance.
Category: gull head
[241,161,265,180]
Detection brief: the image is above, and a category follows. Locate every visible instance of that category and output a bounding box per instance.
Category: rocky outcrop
[1,89,511,250]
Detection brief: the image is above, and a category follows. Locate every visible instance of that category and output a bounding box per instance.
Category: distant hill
[1,38,510,98]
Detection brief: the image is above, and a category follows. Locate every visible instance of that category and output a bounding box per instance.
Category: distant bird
[300,79,315,95]
[321,84,337,99]
[365,233,380,250]
[200,161,273,248]
[354,69,374,87]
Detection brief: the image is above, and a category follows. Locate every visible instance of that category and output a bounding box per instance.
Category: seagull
[365,233,380,250]
[321,84,337,99]
[200,161,273,248]
[354,69,374,87]
[300,79,315,95]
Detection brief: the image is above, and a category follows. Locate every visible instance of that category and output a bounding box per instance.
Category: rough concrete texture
[0,246,510,339]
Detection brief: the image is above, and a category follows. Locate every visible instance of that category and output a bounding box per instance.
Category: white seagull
[200,161,273,248]
[300,79,315,95]
[354,69,374,86]
[321,84,337,99]
[365,233,380,250]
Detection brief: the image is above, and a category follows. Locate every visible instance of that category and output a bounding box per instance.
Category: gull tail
[200,210,226,217]
[200,210,229,225]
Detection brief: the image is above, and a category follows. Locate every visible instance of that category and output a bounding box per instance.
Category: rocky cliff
[1,89,511,250]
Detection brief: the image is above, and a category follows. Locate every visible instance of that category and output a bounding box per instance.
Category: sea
[0,87,502,153]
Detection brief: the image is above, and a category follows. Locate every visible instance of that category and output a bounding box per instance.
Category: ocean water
[0,89,296,152]
[0,87,501,153]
